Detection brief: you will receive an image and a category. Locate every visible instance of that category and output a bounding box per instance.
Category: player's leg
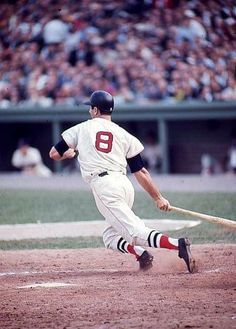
[91,174,151,242]
[91,174,194,272]
[103,226,153,270]
[121,176,195,273]
[92,174,178,249]
[122,178,183,255]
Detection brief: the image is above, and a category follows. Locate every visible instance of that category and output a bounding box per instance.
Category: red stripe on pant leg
[160,235,178,250]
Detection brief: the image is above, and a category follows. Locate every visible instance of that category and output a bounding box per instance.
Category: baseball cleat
[137,250,154,271]
[178,238,195,273]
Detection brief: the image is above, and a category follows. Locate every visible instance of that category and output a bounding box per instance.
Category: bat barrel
[170,206,236,230]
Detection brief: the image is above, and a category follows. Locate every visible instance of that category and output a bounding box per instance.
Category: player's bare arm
[134,167,171,212]
[49,139,76,161]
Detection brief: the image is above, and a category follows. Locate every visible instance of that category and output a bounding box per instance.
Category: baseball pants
[90,172,152,250]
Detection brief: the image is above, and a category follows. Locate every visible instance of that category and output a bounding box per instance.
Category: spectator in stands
[220,77,236,101]
[43,14,69,45]
[0,0,235,107]
[11,139,52,177]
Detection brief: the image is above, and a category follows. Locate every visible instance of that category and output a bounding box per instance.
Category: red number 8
[95,131,113,153]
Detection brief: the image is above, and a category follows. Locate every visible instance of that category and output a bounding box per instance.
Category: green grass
[0,224,235,250]
[0,189,235,249]
[1,189,236,224]
[0,237,104,250]
[0,190,99,224]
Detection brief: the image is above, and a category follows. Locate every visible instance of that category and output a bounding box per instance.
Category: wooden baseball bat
[171,206,236,230]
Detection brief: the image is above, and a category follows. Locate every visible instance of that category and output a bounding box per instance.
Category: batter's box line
[0,268,120,277]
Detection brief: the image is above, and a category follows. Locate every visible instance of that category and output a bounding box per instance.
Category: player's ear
[94,107,99,116]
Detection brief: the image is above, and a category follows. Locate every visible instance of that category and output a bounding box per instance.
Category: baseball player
[49,90,195,273]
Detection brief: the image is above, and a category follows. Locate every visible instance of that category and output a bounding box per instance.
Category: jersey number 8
[95,131,113,153]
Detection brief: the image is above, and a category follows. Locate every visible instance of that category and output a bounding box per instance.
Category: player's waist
[98,170,126,177]
[85,170,126,183]
[93,170,126,178]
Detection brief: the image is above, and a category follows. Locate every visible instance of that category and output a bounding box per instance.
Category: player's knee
[131,226,151,247]
[103,227,115,249]
[103,228,126,251]
[103,234,110,249]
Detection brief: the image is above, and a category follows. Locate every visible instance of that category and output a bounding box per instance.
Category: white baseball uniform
[62,117,152,249]
[12,147,52,177]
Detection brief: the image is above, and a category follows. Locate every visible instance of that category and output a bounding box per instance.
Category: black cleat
[138,251,153,271]
[178,238,195,273]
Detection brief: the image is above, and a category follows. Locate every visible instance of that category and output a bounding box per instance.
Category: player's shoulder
[113,123,140,143]
[108,120,123,130]
[70,120,90,130]
[91,118,122,130]
[109,121,133,138]
[107,120,128,132]
[114,123,136,139]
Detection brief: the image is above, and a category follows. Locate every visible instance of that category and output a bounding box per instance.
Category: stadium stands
[0,0,235,108]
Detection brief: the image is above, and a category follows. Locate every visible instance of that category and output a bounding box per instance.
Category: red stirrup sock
[160,235,179,250]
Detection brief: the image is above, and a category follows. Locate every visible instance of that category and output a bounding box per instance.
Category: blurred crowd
[0,0,236,108]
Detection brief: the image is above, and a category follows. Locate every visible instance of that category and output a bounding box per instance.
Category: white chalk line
[0,267,228,278]
[201,267,236,274]
[0,269,122,290]
[18,282,78,289]
[202,268,221,273]
[0,269,120,277]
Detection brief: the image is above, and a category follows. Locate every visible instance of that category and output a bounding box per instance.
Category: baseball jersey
[12,147,42,168]
[62,118,144,182]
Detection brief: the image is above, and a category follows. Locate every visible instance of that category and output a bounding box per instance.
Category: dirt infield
[0,245,235,329]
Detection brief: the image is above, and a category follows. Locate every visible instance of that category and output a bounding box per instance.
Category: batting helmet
[84,90,114,114]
